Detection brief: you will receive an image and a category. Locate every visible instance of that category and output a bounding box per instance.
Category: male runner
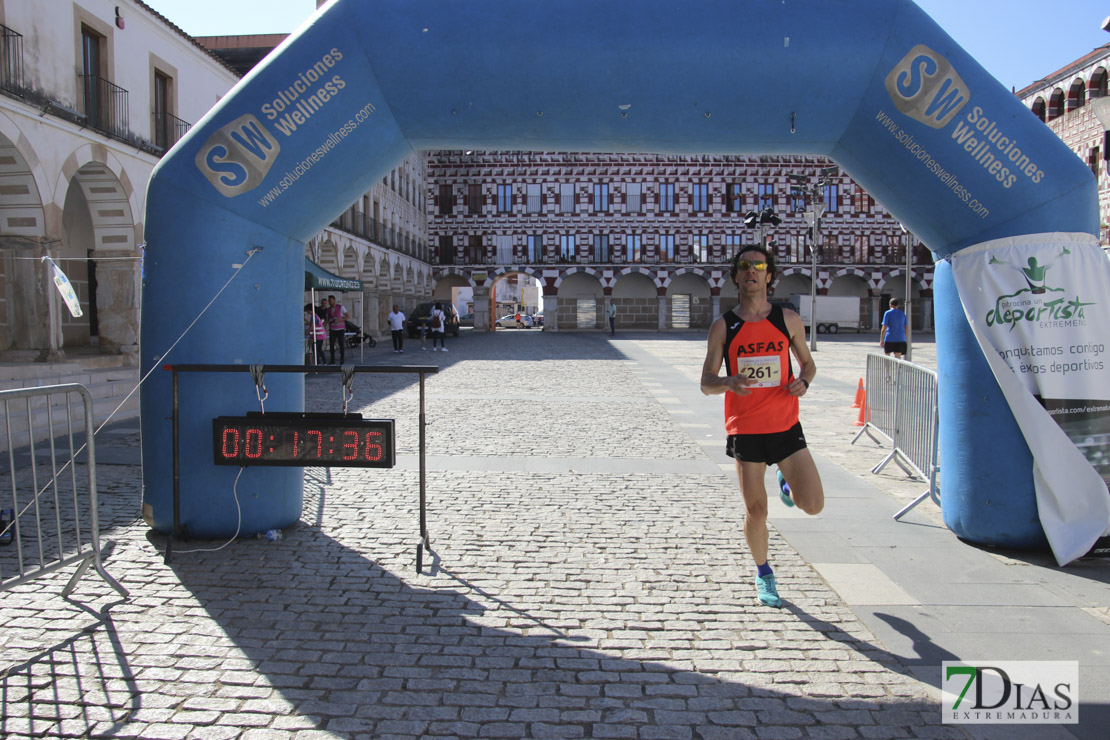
[879,297,909,359]
[700,246,824,607]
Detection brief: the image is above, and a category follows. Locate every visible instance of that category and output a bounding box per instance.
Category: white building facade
[305,151,433,341]
[0,0,239,361]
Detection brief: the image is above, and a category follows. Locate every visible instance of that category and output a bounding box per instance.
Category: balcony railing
[79,74,129,140]
[330,208,428,257]
[0,24,26,95]
[440,245,933,269]
[152,111,191,153]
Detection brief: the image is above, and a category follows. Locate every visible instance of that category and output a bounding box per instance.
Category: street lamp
[790,166,837,351]
[900,224,914,360]
[744,207,781,247]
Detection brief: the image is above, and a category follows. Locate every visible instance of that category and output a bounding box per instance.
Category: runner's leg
[776,448,824,516]
[736,460,770,566]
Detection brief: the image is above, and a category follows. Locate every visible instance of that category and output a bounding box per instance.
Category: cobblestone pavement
[0,330,972,739]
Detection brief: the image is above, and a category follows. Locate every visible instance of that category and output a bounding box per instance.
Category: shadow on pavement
[139,527,942,737]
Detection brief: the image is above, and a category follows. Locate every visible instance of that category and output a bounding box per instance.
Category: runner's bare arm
[784,309,815,397]
[700,316,753,396]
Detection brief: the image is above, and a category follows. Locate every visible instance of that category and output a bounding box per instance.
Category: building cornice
[1016,43,1110,99]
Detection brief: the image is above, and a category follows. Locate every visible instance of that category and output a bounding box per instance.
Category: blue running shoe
[756,573,782,608]
[777,470,795,508]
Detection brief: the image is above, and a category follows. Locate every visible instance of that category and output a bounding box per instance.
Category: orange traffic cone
[852,378,865,408]
[853,392,869,426]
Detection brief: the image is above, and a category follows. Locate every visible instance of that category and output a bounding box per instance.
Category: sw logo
[885,44,970,129]
[194,114,280,197]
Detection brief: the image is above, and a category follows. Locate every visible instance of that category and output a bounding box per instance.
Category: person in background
[387,304,406,353]
[327,295,348,365]
[608,301,617,335]
[430,303,448,352]
[699,246,824,609]
[879,297,909,359]
[305,304,325,364]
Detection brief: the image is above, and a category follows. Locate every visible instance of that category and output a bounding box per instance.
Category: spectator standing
[608,301,617,335]
[327,295,348,365]
[879,298,909,359]
[430,303,448,352]
[387,304,406,353]
[305,304,325,364]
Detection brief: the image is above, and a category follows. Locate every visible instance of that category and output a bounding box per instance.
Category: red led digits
[245,428,263,458]
[307,429,323,458]
[342,430,359,460]
[221,427,240,458]
[213,417,394,467]
[364,430,382,461]
[279,430,299,458]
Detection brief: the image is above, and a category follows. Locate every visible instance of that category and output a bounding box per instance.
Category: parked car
[406,302,461,338]
[458,312,474,327]
[496,313,533,329]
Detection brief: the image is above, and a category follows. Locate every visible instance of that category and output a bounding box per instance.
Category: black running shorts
[725,422,807,465]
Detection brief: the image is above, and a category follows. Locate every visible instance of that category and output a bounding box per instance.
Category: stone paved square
[0,331,1010,739]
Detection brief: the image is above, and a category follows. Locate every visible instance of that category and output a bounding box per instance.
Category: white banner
[42,256,83,318]
[951,233,1110,565]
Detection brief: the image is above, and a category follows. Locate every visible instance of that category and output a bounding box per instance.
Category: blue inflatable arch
[142,0,1096,542]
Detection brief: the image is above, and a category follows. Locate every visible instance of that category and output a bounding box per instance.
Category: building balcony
[330,208,428,258]
[0,24,28,97]
[78,74,130,141]
[152,111,192,154]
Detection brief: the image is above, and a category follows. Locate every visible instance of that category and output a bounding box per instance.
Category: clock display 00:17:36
[212,416,395,467]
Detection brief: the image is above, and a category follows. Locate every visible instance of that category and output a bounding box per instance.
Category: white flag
[42,256,83,318]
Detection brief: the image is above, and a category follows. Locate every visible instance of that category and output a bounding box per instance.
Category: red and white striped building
[425,151,933,332]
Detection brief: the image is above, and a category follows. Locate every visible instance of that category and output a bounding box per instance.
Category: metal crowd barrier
[0,384,128,599]
[851,353,940,520]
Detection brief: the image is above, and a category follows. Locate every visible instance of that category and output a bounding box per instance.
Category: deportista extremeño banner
[951,233,1110,565]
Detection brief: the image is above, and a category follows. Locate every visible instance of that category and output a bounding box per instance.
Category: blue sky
[142,0,1109,92]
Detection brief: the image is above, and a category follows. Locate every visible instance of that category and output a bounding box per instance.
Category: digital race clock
[212,413,395,468]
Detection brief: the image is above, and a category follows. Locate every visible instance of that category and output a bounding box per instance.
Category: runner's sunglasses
[736,260,768,271]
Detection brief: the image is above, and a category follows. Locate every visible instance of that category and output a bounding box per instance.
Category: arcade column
[90,248,140,358]
[542,293,558,331]
[473,283,491,331]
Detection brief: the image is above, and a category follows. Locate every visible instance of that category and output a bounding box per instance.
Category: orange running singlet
[722,304,799,435]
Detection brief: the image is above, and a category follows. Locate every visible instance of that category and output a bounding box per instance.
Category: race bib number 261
[737,356,781,388]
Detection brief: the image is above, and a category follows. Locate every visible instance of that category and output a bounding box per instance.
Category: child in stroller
[344,319,377,348]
